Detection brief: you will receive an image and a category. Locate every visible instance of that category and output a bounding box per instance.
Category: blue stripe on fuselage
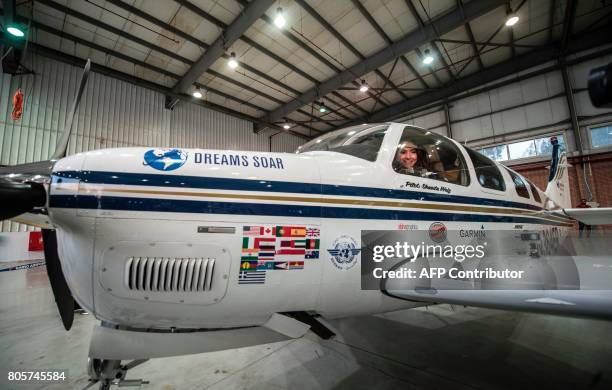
[53,170,543,211]
[48,194,568,226]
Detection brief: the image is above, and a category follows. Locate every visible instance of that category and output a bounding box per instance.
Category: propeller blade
[51,59,91,160]
[0,179,46,221]
[0,59,91,222]
[42,229,75,331]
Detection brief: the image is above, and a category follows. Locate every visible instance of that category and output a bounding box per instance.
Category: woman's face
[398,146,418,168]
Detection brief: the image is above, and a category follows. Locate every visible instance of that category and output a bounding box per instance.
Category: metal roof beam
[359,25,612,123]
[173,0,361,120]
[105,1,318,115]
[350,0,430,89]
[35,0,339,128]
[25,42,310,140]
[37,0,189,64]
[456,0,528,77]
[560,0,577,52]
[17,15,274,114]
[166,0,275,108]
[457,0,484,71]
[233,0,389,108]
[104,0,209,49]
[293,0,409,102]
[262,0,505,125]
[548,0,556,43]
[14,10,336,132]
[404,0,455,81]
[257,13,391,109]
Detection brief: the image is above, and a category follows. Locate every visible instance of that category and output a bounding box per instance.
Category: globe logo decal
[328,235,361,270]
[143,149,188,171]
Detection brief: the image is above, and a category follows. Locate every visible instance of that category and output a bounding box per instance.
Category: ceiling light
[228,52,238,69]
[422,49,434,65]
[6,26,24,37]
[359,80,369,92]
[192,87,203,99]
[318,102,327,113]
[283,123,291,129]
[505,14,519,26]
[274,7,286,28]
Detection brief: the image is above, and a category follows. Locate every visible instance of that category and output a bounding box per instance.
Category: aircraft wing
[563,207,612,225]
[385,290,612,320]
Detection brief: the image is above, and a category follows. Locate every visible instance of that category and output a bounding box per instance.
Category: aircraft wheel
[87,357,102,381]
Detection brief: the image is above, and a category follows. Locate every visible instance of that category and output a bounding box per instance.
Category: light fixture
[505,14,519,26]
[359,80,369,92]
[192,86,203,98]
[283,123,291,129]
[274,7,286,28]
[6,26,24,37]
[228,52,238,69]
[318,101,327,113]
[422,49,434,65]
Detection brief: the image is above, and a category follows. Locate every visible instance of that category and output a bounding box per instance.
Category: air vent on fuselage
[125,257,215,292]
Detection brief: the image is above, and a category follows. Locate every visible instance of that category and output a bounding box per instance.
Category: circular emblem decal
[327,235,361,270]
[429,222,447,243]
[143,148,188,171]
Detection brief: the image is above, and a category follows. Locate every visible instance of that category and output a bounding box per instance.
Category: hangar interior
[1,0,612,389]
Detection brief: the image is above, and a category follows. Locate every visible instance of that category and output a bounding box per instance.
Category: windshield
[295,124,389,162]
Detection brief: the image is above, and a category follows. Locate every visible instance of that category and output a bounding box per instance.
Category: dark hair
[413,148,429,170]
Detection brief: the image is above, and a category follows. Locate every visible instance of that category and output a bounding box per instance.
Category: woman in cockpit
[393,140,431,177]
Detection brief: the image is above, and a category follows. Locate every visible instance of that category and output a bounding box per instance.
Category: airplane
[1,60,612,389]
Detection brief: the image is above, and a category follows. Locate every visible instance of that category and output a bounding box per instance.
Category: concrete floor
[1,263,612,389]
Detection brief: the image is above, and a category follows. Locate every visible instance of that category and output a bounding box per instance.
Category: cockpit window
[296,124,388,162]
[393,126,470,186]
[465,148,506,192]
[503,166,530,199]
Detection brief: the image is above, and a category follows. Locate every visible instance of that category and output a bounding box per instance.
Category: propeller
[0,59,90,221]
[0,59,91,331]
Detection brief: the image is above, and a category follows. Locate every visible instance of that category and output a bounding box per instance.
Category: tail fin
[544,137,571,209]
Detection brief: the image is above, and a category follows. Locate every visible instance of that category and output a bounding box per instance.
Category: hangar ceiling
[4,0,612,139]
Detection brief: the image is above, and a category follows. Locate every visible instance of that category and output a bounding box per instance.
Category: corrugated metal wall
[397,51,612,151]
[0,55,305,232]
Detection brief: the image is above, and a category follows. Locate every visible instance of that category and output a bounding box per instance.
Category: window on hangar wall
[589,124,612,148]
[478,134,566,162]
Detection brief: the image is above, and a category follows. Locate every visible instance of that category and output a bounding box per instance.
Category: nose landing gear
[85,358,149,389]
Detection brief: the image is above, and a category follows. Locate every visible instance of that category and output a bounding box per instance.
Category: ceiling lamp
[274,7,286,28]
[192,86,203,98]
[422,49,434,65]
[505,14,519,26]
[283,123,291,129]
[359,80,369,92]
[318,102,327,113]
[228,52,238,69]
[6,25,25,37]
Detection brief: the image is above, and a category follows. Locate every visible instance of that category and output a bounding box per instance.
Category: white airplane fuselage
[46,123,575,329]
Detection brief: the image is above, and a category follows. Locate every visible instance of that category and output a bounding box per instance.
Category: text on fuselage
[194,153,284,169]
